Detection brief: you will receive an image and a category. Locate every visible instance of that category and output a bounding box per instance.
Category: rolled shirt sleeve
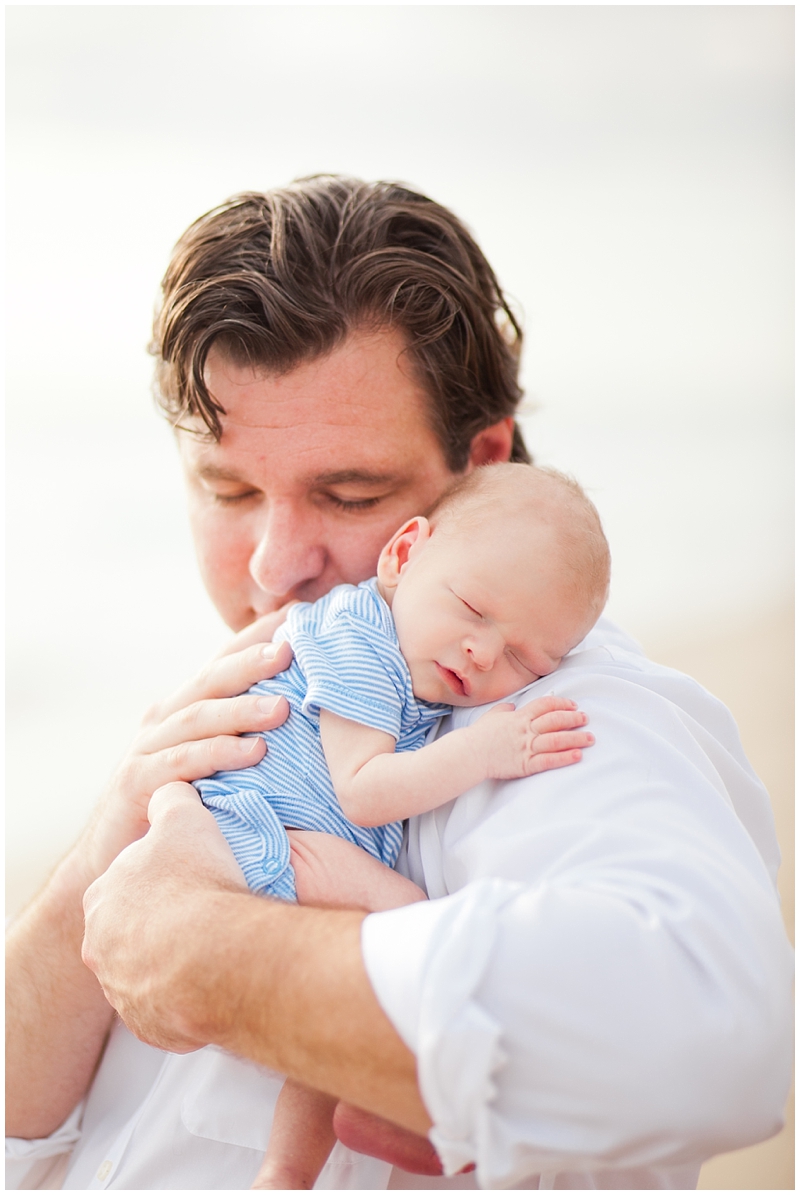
[6,1102,83,1189]
[361,627,793,1189]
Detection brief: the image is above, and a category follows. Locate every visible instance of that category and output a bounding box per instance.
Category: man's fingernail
[257,695,282,714]
[242,735,263,752]
[261,644,278,659]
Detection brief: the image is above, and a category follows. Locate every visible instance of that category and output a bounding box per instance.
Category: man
[6,177,792,1190]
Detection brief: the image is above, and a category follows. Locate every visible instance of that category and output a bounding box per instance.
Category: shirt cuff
[361,878,523,1181]
[6,1101,83,1160]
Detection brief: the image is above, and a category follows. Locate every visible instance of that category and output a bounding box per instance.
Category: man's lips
[435,662,471,698]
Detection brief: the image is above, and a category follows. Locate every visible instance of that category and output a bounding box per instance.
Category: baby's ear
[377,517,431,591]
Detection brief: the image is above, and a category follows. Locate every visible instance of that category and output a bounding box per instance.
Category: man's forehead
[180,331,456,485]
[203,331,432,423]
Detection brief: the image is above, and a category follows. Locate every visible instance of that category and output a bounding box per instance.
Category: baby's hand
[472,695,594,780]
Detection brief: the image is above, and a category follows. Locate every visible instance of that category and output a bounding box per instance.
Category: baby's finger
[528,709,589,734]
[521,695,579,719]
[532,730,595,755]
[529,749,585,773]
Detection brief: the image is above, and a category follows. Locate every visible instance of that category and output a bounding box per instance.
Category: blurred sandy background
[6,7,793,1188]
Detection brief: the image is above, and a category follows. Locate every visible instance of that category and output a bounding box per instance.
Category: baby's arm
[321,695,593,828]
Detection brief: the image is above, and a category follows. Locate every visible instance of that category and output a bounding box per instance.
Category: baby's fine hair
[426,463,611,620]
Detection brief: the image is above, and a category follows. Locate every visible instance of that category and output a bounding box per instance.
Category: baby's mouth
[435,662,471,698]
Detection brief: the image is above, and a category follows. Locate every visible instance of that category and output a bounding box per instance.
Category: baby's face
[378,515,592,707]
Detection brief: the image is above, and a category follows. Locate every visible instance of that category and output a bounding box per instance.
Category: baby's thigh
[286,831,426,912]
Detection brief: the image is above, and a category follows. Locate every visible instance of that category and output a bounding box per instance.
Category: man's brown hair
[151,175,530,472]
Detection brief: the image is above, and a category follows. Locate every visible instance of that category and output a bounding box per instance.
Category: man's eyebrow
[311,469,400,487]
[192,463,402,487]
[193,462,248,483]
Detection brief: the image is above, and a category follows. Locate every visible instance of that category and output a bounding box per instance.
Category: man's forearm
[6,850,114,1139]
[118,891,429,1133]
[81,783,432,1135]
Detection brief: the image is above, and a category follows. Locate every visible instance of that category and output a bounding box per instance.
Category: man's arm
[6,624,293,1140]
[320,695,593,827]
[79,646,794,1187]
[355,668,794,1187]
[81,783,431,1135]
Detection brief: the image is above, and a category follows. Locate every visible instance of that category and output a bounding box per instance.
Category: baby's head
[376,463,610,706]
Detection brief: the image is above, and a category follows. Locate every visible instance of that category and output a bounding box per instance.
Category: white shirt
[7,619,792,1191]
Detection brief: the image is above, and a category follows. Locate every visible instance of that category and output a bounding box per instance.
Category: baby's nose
[466,631,502,670]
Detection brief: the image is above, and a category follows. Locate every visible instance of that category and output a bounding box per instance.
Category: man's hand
[82,785,431,1141]
[471,694,594,780]
[82,782,250,1053]
[81,610,294,880]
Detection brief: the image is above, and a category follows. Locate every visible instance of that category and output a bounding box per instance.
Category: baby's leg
[287,829,427,911]
[251,1080,338,1190]
[282,831,439,1178]
[251,837,422,1189]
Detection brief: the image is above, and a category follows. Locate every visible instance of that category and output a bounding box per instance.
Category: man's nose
[248,503,326,601]
[464,629,503,671]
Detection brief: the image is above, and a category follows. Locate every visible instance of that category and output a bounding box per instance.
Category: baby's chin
[412,673,474,707]
[414,685,475,707]
[415,675,543,709]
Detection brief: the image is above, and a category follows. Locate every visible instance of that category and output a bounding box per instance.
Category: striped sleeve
[292,611,408,741]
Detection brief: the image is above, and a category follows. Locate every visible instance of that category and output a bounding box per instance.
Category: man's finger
[150,640,294,722]
[140,691,290,756]
[214,605,299,658]
[147,780,204,825]
[135,736,264,795]
[132,734,267,802]
[146,782,250,892]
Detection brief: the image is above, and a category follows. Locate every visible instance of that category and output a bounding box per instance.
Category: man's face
[179,330,468,631]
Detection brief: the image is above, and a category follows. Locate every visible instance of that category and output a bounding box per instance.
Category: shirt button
[96,1159,113,1182]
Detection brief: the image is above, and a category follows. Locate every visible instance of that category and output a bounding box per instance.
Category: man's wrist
[12,838,104,932]
[156,888,273,1050]
[173,893,364,1059]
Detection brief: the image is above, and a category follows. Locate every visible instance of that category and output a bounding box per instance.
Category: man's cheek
[334,522,404,585]
[196,535,256,628]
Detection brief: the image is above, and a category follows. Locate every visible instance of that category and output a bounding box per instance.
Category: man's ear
[377,517,431,593]
[468,417,514,467]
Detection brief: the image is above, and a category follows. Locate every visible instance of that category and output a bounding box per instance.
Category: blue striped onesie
[196,579,447,901]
